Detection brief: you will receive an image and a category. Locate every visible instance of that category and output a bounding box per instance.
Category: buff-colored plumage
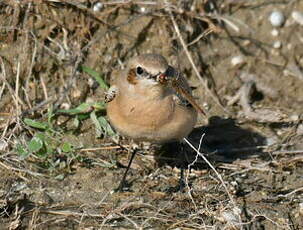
[106,54,199,143]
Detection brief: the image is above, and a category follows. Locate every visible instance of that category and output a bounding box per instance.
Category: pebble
[290,114,299,121]
[291,11,303,25]
[93,2,103,12]
[60,103,70,110]
[140,7,146,13]
[203,102,210,111]
[231,55,244,66]
[273,41,282,49]
[269,10,285,27]
[277,130,283,136]
[271,29,279,37]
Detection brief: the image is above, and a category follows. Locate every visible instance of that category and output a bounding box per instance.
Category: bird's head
[126,54,175,87]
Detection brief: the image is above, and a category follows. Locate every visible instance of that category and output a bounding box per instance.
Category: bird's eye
[136,66,144,75]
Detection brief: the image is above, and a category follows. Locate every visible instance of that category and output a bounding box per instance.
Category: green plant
[16,67,116,174]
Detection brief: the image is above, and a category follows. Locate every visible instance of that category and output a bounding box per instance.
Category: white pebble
[292,11,303,25]
[290,114,299,121]
[140,7,146,13]
[271,29,279,37]
[269,11,285,27]
[60,103,70,110]
[231,55,244,66]
[273,41,282,49]
[203,102,210,110]
[190,4,195,11]
[88,77,95,87]
[93,2,103,12]
[287,43,292,50]
[277,130,283,136]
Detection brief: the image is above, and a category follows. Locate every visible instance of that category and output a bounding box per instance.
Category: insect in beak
[156,73,169,84]
[154,65,176,84]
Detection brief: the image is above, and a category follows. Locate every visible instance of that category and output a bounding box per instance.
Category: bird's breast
[118,95,175,128]
[107,88,197,143]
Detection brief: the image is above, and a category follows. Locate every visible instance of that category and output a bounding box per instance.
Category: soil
[0,1,303,229]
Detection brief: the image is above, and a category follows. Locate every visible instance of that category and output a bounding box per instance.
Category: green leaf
[24,118,48,130]
[46,144,55,155]
[93,102,106,111]
[54,174,65,180]
[57,102,106,115]
[77,114,90,120]
[61,142,73,153]
[90,111,115,137]
[90,111,102,137]
[98,116,116,137]
[28,136,44,153]
[57,103,92,115]
[82,66,109,90]
[47,106,55,128]
[36,132,46,141]
[73,116,80,128]
[16,144,30,158]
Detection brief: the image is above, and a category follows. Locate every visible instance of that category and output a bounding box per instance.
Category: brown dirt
[0,1,303,229]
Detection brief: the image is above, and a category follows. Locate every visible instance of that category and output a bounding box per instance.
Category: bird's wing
[171,73,206,116]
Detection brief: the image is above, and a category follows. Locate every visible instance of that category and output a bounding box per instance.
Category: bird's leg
[178,142,186,192]
[179,167,185,192]
[117,148,138,192]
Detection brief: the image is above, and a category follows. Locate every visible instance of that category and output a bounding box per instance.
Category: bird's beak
[155,65,176,84]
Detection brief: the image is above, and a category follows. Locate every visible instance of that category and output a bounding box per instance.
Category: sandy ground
[0,1,303,229]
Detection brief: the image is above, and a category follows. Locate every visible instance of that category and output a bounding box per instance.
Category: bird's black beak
[155,65,176,84]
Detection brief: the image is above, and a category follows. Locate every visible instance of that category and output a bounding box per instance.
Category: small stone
[87,77,95,87]
[140,7,146,13]
[269,11,285,27]
[292,11,303,25]
[93,2,103,12]
[60,103,70,110]
[290,114,299,121]
[203,102,210,111]
[277,130,283,136]
[287,43,292,50]
[273,41,282,49]
[231,55,245,66]
[190,4,195,11]
[271,29,279,36]
[242,40,251,46]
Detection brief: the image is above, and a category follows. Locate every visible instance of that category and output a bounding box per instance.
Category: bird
[106,54,205,191]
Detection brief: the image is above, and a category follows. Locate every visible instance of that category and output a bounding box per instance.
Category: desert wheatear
[106,54,205,191]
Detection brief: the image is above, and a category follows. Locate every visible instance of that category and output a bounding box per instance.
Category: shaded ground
[0,1,303,229]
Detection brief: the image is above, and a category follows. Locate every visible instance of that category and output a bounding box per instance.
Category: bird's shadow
[155,116,267,170]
